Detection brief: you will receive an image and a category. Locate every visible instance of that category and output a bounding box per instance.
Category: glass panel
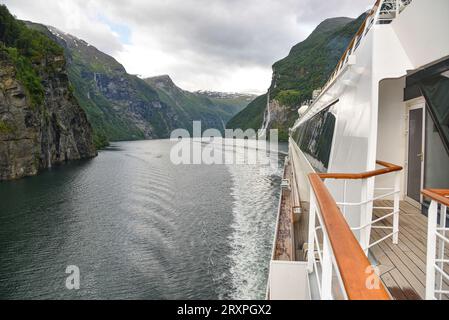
[425,109,449,189]
[291,105,337,172]
[420,74,449,153]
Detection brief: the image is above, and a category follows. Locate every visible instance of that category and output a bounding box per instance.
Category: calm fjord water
[0,140,285,299]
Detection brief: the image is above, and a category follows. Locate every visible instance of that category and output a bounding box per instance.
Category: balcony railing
[378,0,413,24]
[304,0,413,122]
[318,161,403,253]
[422,189,449,300]
[308,173,390,300]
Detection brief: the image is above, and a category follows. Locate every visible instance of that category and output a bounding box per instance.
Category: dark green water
[0,140,284,299]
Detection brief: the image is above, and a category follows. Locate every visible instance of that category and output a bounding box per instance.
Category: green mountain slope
[145,75,252,134]
[227,14,366,140]
[226,94,268,131]
[195,91,255,117]
[25,23,253,146]
[269,16,364,103]
[25,22,182,147]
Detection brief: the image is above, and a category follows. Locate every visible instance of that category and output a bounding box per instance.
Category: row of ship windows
[291,103,337,173]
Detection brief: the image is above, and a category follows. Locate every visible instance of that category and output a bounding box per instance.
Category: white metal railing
[319,161,402,254]
[299,0,413,126]
[424,190,449,300]
[336,169,401,253]
[308,192,347,299]
[377,0,413,24]
[307,174,390,300]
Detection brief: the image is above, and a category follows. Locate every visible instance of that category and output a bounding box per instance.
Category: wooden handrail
[309,173,390,300]
[422,189,449,207]
[318,160,403,180]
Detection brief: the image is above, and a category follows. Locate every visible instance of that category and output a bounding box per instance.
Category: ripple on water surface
[0,140,283,299]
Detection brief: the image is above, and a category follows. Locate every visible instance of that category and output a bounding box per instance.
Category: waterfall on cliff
[258,93,271,139]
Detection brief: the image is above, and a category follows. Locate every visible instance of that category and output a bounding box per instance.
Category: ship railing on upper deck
[378,0,413,24]
[318,161,403,253]
[310,0,413,114]
[422,189,449,300]
[307,173,390,300]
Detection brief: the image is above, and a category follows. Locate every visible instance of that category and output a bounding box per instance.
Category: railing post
[359,179,371,255]
[308,193,317,273]
[436,204,447,300]
[321,233,333,300]
[426,200,438,300]
[393,171,401,244]
[343,180,347,218]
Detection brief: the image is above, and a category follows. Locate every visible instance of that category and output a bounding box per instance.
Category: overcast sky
[4,0,374,93]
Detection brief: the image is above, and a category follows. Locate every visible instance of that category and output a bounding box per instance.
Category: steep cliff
[0,5,96,180]
[227,14,366,140]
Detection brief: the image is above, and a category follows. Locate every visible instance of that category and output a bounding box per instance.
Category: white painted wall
[376,78,407,199]
[290,0,448,238]
[316,31,376,231]
[392,0,449,69]
[290,139,315,202]
[269,261,310,300]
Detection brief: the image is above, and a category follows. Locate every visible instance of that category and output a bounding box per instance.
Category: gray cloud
[2,0,375,92]
[107,0,373,65]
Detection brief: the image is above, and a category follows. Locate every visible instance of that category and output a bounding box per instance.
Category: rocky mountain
[26,22,182,147]
[0,5,96,181]
[194,90,256,117]
[227,14,366,141]
[145,75,252,134]
[25,22,253,145]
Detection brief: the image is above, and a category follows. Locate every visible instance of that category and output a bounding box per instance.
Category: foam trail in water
[218,143,282,300]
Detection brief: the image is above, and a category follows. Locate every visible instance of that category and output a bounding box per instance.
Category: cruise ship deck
[371,201,449,300]
[273,161,448,300]
[268,0,449,301]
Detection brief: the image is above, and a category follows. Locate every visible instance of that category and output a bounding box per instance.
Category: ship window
[291,102,337,173]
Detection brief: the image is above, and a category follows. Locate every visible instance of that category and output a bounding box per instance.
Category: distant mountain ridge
[194,90,256,119]
[145,75,251,134]
[195,90,257,100]
[25,22,254,146]
[227,14,367,140]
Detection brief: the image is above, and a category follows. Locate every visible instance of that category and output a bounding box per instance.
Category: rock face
[0,44,96,181]
[42,24,175,145]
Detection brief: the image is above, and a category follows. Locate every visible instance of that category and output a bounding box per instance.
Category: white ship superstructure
[267,0,449,300]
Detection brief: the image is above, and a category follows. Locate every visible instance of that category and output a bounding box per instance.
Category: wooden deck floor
[274,161,309,262]
[290,198,448,300]
[274,163,294,261]
[370,200,449,300]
